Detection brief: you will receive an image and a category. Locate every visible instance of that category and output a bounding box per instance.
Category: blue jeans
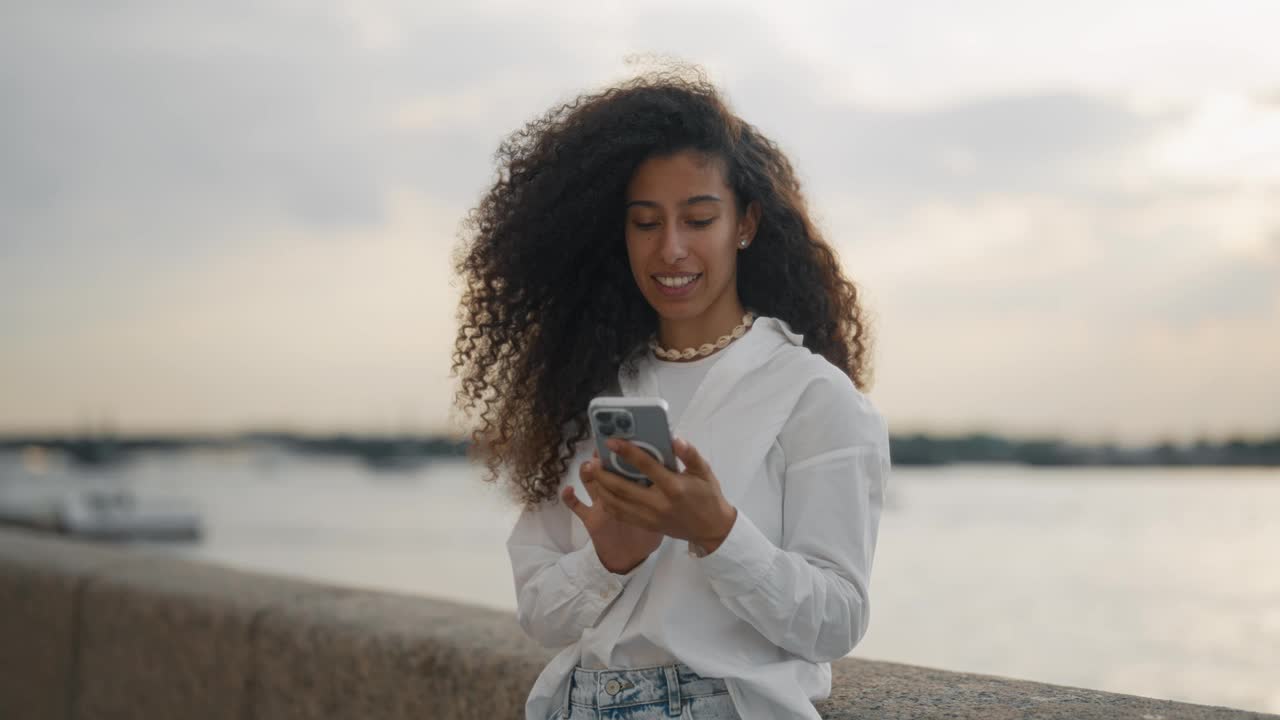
[552,663,741,719]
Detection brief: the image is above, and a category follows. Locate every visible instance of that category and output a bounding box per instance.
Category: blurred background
[2,1,1278,714]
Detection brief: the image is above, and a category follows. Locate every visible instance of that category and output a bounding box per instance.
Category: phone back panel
[588,397,676,487]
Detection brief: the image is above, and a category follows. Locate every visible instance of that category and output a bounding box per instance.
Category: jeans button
[605,679,621,695]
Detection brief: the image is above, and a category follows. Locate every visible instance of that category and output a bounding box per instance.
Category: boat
[0,486,201,542]
[58,489,202,541]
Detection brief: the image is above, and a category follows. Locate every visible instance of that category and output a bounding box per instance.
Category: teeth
[655,274,699,288]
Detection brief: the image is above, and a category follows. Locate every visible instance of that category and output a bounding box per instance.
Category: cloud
[0,2,603,247]
[0,190,465,434]
[2,1,1277,437]
[1147,94,1280,184]
[839,186,1280,441]
[759,0,1280,108]
[815,92,1165,199]
[845,185,1280,321]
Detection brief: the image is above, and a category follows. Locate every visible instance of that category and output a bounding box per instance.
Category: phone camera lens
[615,415,632,431]
[594,411,612,424]
[599,423,615,436]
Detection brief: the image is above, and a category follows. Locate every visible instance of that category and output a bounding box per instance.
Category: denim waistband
[567,662,728,715]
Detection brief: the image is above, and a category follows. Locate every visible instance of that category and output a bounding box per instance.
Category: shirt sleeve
[695,371,890,663]
[506,464,641,648]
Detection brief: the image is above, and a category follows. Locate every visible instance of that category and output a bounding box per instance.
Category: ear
[738,200,762,248]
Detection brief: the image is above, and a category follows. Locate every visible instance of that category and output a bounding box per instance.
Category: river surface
[2,449,1278,714]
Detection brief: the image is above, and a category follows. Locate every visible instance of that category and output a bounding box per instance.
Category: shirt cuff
[694,511,777,599]
[560,541,637,603]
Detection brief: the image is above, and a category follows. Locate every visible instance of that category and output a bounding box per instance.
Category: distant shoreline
[2,431,1277,469]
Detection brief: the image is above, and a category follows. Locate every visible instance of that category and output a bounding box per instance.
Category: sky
[2,1,1278,442]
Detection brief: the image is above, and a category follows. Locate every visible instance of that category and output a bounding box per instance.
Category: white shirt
[507,316,891,720]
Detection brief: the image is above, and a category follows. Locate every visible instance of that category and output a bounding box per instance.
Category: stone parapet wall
[0,528,1271,720]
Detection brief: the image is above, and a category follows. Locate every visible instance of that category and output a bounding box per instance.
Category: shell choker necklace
[649,312,756,361]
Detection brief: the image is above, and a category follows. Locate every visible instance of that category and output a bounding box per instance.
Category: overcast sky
[2,1,1278,441]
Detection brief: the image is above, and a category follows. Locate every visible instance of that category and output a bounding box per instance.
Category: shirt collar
[618,314,804,402]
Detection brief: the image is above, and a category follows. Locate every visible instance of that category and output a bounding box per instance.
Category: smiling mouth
[652,273,702,289]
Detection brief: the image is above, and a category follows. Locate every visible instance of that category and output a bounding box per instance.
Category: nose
[659,223,688,265]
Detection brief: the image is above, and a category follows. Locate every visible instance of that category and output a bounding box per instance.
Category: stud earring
[738,239,748,249]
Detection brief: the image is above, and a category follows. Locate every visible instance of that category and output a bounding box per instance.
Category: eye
[632,220,660,230]
[687,218,715,228]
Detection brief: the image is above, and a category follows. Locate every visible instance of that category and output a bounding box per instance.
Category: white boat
[57,489,202,541]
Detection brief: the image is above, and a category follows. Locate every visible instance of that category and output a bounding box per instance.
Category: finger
[606,438,678,491]
[672,437,712,479]
[588,470,626,508]
[581,460,615,504]
[607,504,659,530]
[561,485,591,523]
[591,481,659,529]
[592,465,661,509]
[581,477,601,506]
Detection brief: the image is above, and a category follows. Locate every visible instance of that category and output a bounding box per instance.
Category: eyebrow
[625,194,723,209]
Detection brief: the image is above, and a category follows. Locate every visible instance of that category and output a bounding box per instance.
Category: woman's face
[623,150,758,325]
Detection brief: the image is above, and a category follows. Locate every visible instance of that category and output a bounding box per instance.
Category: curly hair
[453,66,872,508]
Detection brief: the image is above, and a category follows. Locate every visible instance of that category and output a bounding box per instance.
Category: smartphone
[588,396,678,486]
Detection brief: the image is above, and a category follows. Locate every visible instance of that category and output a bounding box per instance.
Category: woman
[453,67,890,720]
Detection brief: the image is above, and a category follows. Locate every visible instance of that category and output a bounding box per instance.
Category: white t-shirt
[579,348,724,670]
[651,350,723,430]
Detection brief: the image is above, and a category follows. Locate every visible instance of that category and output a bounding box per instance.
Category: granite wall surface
[0,527,1273,720]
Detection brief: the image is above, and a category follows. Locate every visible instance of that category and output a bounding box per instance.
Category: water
[2,449,1278,714]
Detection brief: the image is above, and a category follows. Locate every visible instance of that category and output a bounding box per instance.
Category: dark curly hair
[453,66,872,508]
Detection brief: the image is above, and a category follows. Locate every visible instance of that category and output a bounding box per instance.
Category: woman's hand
[583,437,738,554]
[563,456,663,574]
